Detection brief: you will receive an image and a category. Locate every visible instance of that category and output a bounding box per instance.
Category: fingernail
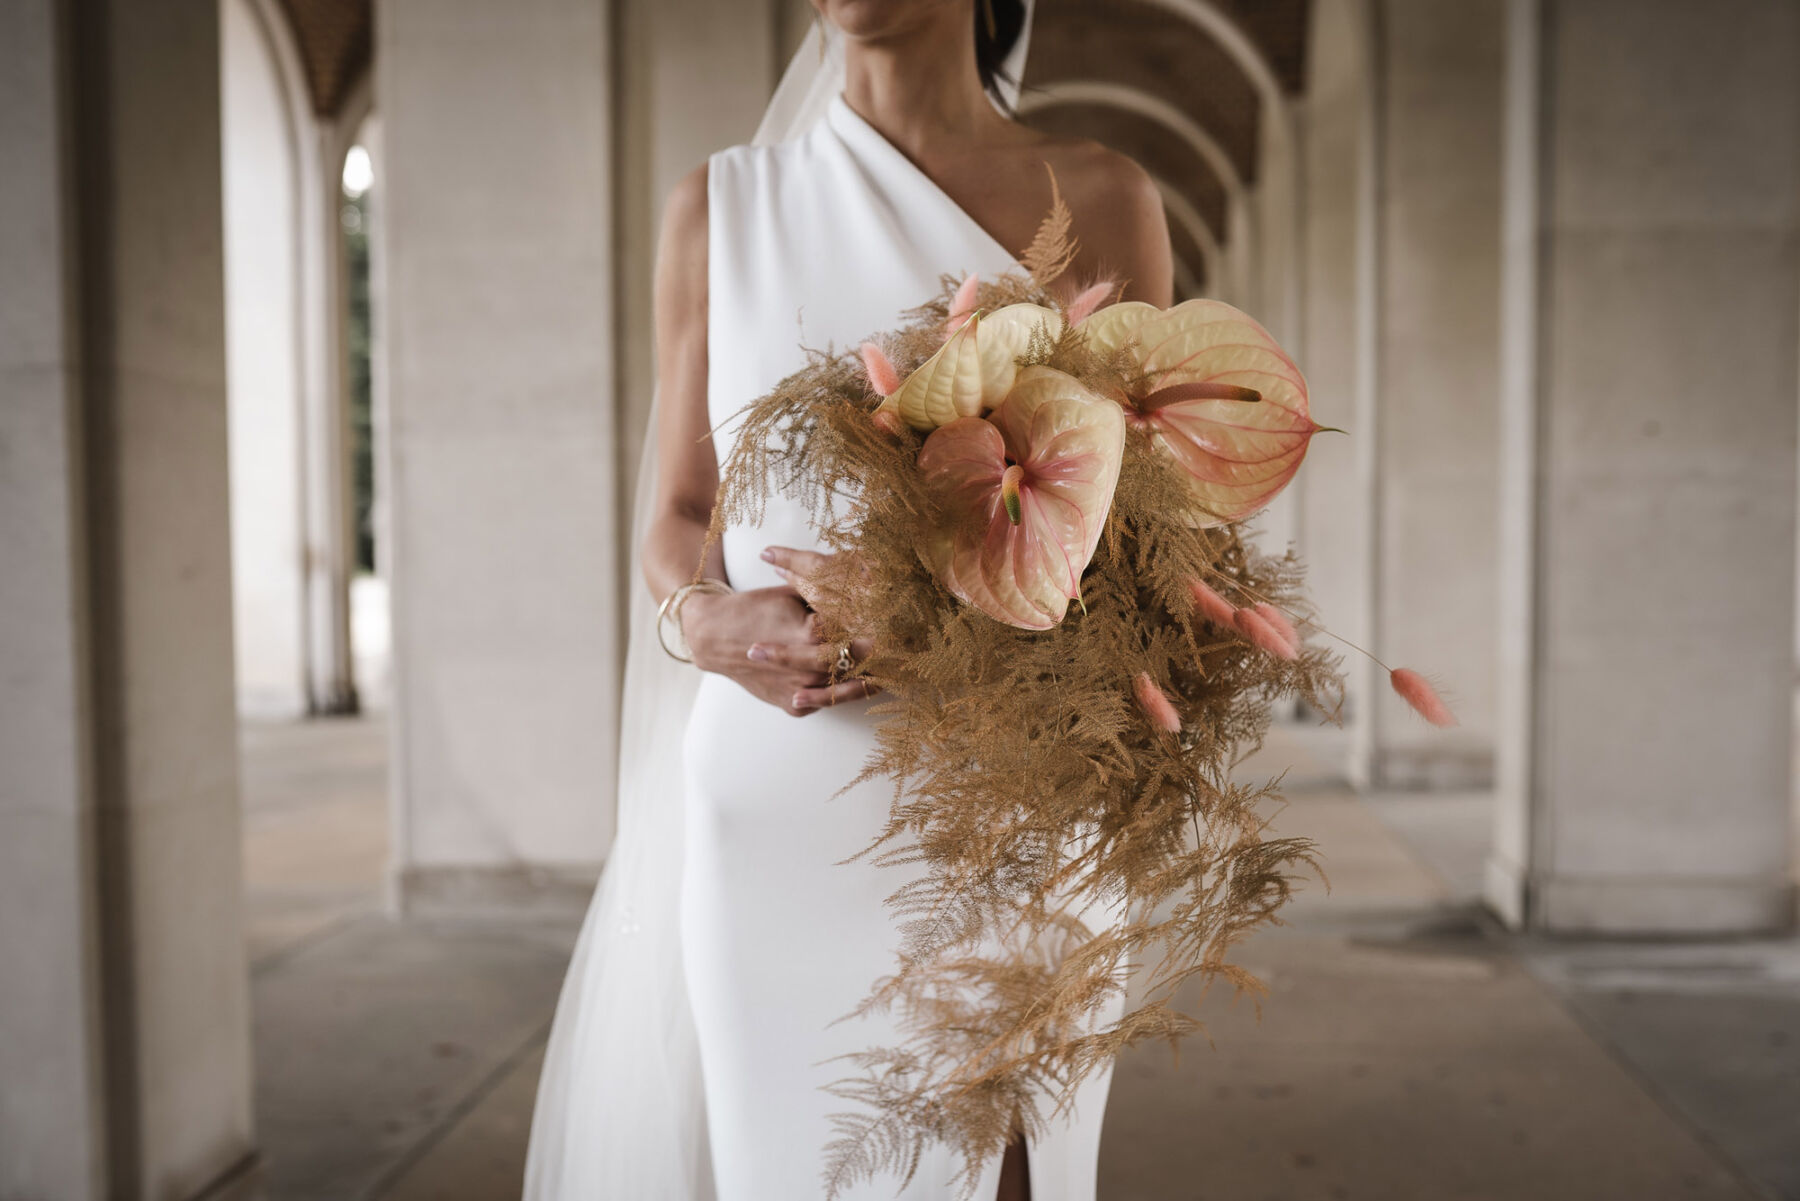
[760,547,776,562]
[792,693,811,710]
[747,645,768,662]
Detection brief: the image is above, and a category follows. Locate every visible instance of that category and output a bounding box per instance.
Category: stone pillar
[0,7,106,1189]
[1356,0,1505,789]
[301,100,363,718]
[1296,0,1375,747]
[615,0,784,524]
[223,0,309,718]
[222,0,362,719]
[380,0,625,909]
[1,0,254,1195]
[1487,0,1799,933]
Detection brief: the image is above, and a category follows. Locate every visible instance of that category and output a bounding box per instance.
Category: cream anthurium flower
[1083,298,1322,526]
[916,364,1125,630]
[971,302,1063,405]
[874,304,1066,433]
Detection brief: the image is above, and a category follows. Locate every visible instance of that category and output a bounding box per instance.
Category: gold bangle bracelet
[656,578,733,662]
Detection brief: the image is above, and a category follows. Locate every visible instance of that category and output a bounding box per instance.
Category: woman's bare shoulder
[654,162,710,353]
[662,161,709,241]
[1027,133,1157,211]
[1022,132,1171,302]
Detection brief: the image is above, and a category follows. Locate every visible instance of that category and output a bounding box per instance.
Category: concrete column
[1296,0,1376,747]
[1,5,107,1189]
[1,0,254,1195]
[380,0,625,909]
[222,0,362,719]
[615,0,784,521]
[1356,0,1506,789]
[1487,0,1799,933]
[301,102,362,717]
[222,0,308,718]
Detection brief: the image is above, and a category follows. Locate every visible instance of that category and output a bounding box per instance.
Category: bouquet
[699,174,1453,1197]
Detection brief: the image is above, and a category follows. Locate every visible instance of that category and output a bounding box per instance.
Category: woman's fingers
[747,634,877,675]
[762,546,884,643]
[761,545,833,608]
[761,545,831,577]
[791,677,882,712]
[746,640,830,673]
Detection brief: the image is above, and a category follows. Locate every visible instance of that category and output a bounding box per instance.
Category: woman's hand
[758,545,882,707]
[682,574,877,715]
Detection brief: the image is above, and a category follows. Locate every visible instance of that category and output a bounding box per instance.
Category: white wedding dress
[525,8,1116,1199]
[678,93,1116,1201]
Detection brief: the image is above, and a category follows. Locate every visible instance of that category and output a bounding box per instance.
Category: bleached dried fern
[1018,163,1079,290]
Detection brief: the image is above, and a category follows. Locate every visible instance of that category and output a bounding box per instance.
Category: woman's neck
[837,5,1003,157]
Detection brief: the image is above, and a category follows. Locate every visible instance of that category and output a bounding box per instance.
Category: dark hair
[974,0,1027,116]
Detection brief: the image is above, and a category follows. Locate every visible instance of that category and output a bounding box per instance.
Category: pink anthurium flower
[875,304,1066,433]
[1082,298,1323,526]
[916,365,1125,629]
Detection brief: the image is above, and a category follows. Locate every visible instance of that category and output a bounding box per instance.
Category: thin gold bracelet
[655,578,733,662]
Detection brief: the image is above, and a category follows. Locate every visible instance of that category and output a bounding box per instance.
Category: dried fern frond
[1018,162,1079,289]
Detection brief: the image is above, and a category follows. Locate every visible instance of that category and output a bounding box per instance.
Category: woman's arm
[640,162,858,716]
[641,163,722,604]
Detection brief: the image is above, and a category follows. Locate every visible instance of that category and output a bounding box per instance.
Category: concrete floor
[236,715,1797,1201]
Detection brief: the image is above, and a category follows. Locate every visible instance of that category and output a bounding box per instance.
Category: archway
[222,0,369,719]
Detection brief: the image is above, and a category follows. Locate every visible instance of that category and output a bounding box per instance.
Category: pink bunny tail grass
[1253,603,1301,656]
[1390,668,1456,727]
[1235,606,1299,660]
[1133,671,1182,733]
[946,273,981,331]
[860,341,900,397]
[1186,578,1238,629]
[1067,278,1118,326]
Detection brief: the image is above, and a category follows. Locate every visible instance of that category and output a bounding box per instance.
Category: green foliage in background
[344,191,374,573]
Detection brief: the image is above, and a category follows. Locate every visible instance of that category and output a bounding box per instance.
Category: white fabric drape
[523,10,1034,1199]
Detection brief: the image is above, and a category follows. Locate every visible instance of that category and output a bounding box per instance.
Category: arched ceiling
[1025,0,1263,185]
[1019,0,1309,278]
[1207,0,1311,94]
[276,0,371,117]
[1023,101,1228,238]
[270,0,1311,281]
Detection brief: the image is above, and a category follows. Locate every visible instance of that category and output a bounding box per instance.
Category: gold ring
[834,644,854,674]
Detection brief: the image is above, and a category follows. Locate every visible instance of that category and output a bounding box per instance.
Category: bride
[524,2,1173,1197]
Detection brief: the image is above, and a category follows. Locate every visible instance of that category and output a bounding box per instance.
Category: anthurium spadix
[916,365,1125,630]
[1082,298,1321,526]
[874,304,1066,433]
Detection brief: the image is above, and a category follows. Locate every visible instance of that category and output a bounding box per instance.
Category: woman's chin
[821,0,962,43]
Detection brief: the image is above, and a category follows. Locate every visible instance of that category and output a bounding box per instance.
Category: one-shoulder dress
[523,91,1118,1201]
[679,93,1116,1201]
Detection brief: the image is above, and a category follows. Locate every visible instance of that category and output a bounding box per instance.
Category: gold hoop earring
[981,0,998,40]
